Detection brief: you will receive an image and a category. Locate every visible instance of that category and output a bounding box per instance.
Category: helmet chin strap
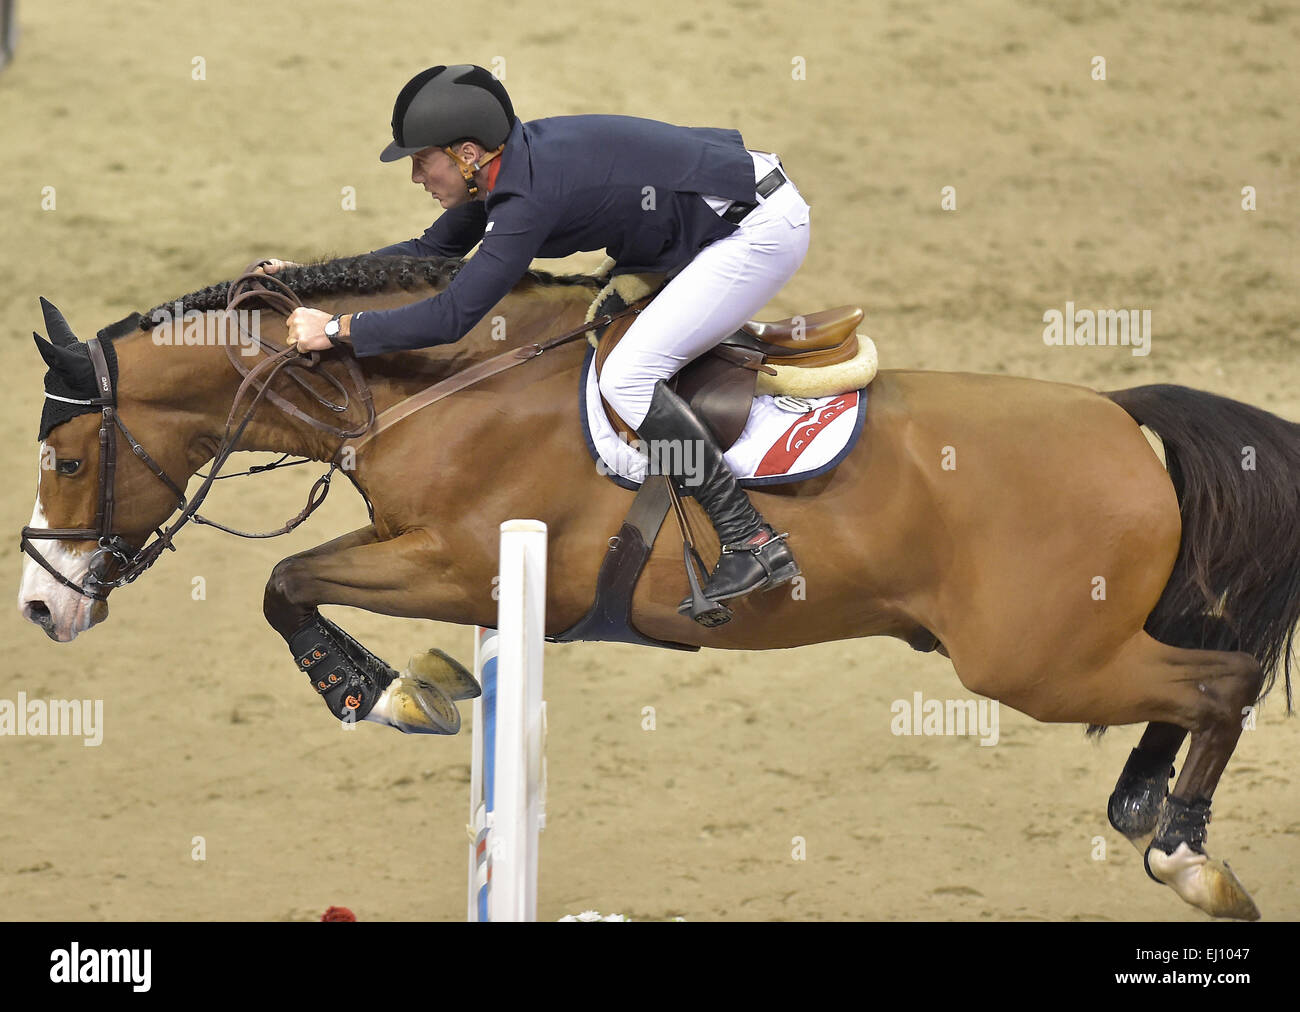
[444,143,504,199]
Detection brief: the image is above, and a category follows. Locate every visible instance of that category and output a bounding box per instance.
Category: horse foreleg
[1107,721,1185,854]
[263,526,483,735]
[263,525,381,636]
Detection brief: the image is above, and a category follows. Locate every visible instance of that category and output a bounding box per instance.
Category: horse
[18,254,1300,921]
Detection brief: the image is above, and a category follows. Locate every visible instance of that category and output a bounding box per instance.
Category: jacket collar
[485,118,530,202]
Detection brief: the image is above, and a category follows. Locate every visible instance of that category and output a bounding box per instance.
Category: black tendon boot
[290,611,395,723]
[635,380,800,612]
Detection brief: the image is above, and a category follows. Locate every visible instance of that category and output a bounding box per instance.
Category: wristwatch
[324,313,346,347]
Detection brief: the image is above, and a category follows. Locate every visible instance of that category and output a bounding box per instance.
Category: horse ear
[33,331,94,387]
[39,296,80,348]
[33,332,63,369]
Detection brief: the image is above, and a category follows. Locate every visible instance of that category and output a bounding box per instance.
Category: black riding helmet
[380,64,516,162]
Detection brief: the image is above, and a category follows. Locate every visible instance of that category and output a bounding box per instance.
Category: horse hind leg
[1004,633,1263,919]
[1142,648,1264,921]
[1107,721,1184,854]
[1106,615,1247,854]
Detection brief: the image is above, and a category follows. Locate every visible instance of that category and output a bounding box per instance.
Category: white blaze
[17,443,98,641]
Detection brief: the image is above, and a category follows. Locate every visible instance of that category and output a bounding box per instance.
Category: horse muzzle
[18,544,111,641]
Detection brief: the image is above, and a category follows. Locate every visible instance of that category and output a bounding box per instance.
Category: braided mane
[134,254,601,333]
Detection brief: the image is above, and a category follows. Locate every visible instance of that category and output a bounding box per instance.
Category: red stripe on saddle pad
[754,392,859,477]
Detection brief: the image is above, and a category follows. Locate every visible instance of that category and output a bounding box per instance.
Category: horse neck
[118,280,598,470]
[115,320,356,468]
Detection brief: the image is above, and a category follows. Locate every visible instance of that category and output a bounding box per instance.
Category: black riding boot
[636,380,800,611]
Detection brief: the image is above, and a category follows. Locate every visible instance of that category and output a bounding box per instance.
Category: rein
[340,298,646,455]
[224,269,375,438]
[21,270,643,601]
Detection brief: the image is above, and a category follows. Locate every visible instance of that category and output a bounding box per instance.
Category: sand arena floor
[0,0,1296,920]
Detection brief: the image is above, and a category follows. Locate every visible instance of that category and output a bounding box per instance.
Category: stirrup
[676,528,800,625]
[681,541,733,627]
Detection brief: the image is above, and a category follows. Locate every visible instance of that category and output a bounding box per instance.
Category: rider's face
[410,147,474,208]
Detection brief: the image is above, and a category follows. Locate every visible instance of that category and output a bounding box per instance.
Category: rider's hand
[255,258,299,275]
[285,307,335,353]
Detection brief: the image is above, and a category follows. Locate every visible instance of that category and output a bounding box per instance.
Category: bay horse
[18,255,1299,921]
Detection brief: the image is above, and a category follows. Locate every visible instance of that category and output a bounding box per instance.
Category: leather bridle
[19,266,643,603]
[20,269,375,601]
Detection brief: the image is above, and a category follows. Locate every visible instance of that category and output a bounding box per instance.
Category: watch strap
[325,313,345,347]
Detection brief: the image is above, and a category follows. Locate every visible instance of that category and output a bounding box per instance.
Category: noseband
[20,270,376,601]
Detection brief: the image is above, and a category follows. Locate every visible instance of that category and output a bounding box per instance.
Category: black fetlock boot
[1107,746,1175,841]
[635,380,800,613]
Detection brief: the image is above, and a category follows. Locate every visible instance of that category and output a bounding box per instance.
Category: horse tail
[1107,383,1300,712]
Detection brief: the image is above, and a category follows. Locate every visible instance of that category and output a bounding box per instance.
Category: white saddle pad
[580,346,868,488]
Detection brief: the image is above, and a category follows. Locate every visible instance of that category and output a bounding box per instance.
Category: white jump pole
[468,519,547,922]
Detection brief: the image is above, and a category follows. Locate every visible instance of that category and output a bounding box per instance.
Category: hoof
[406,648,481,701]
[377,674,462,735]
[1144,842,1261,921]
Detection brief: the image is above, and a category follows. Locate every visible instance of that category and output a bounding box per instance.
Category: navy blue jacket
[348,114,758,356]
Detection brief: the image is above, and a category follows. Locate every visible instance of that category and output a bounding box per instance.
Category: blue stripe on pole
[480,648,497,922]
[483,652,497,813]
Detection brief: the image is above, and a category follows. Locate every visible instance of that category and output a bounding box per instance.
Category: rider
[277,64,810,610]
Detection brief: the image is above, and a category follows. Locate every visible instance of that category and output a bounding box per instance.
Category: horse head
[19,298,194,642]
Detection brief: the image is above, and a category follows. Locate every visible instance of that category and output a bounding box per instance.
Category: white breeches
[599,156,811,430]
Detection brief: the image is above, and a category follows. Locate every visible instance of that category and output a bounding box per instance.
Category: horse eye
[56,458,82,476]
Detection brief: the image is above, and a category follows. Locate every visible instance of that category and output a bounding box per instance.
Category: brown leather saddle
[553,300,864,648]
[594,304,864,450]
